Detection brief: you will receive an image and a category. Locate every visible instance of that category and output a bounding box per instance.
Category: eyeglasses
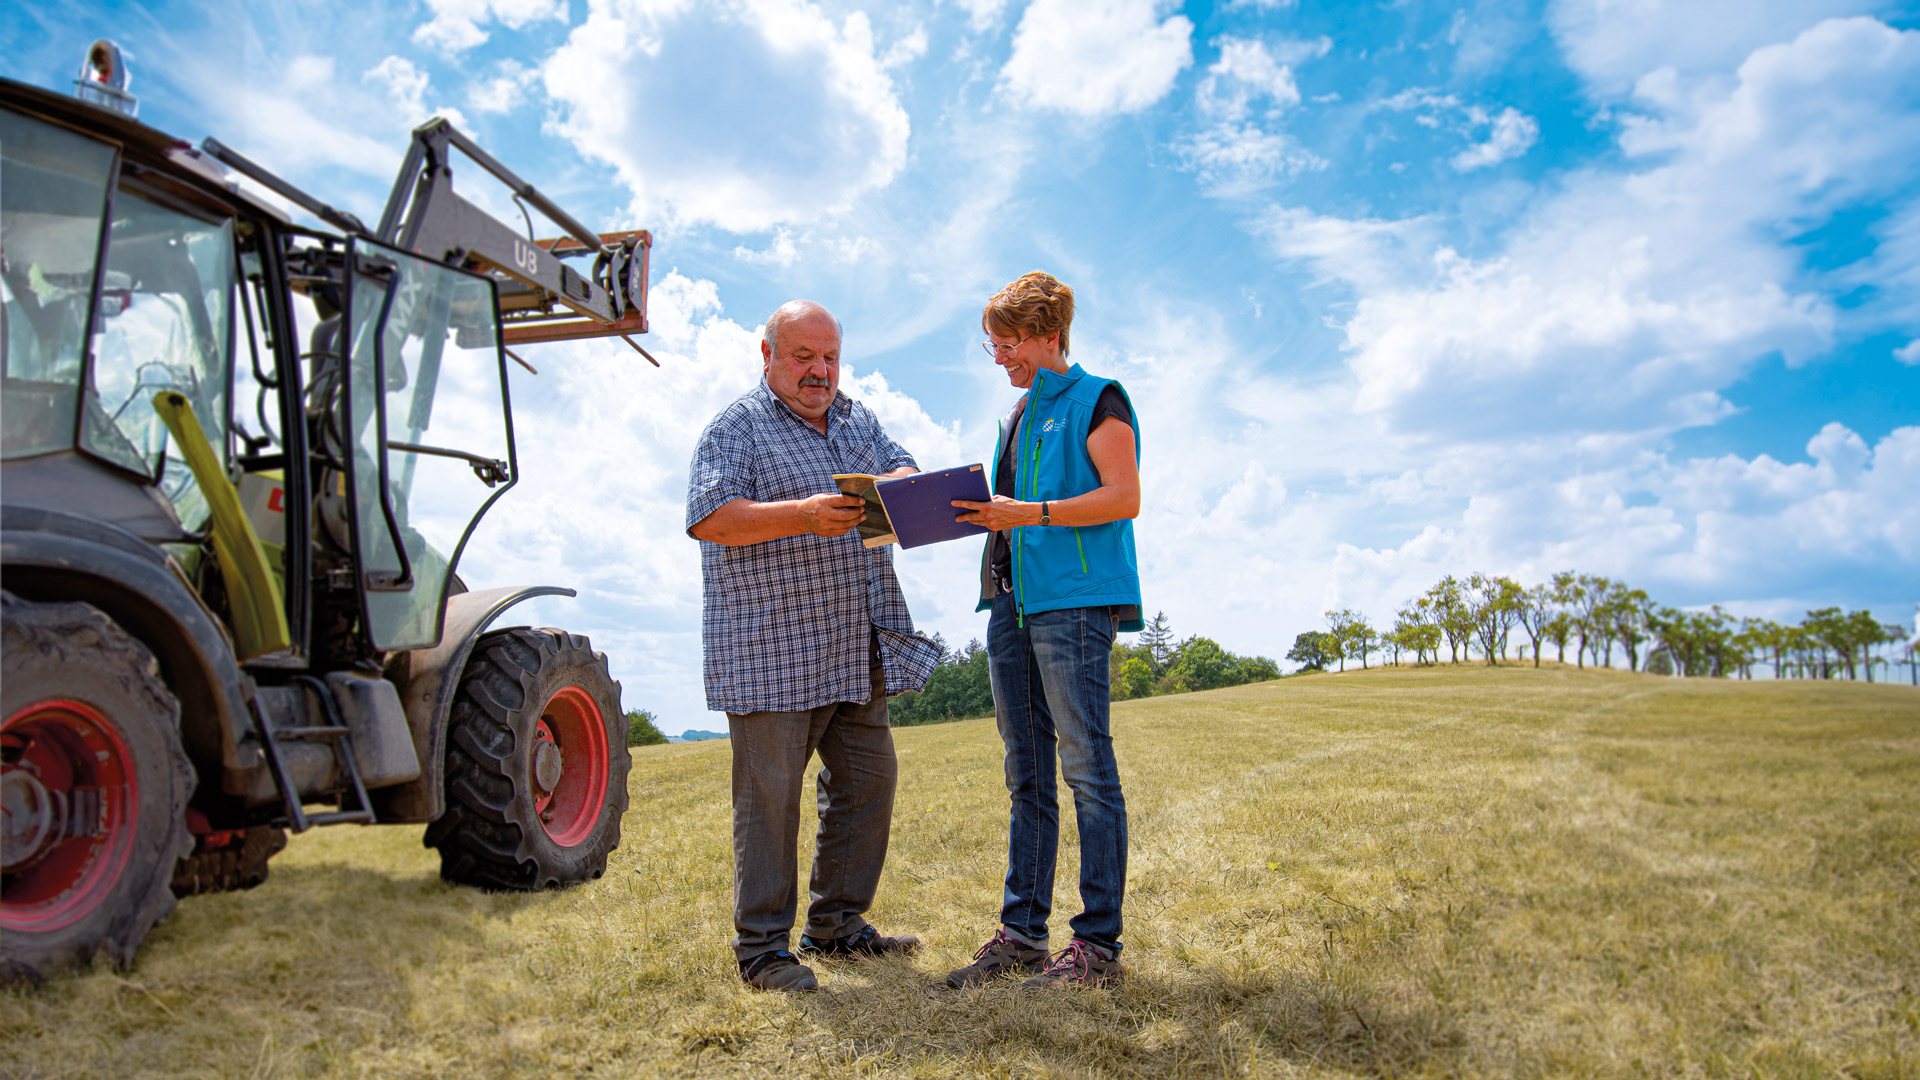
[981,335,1031,357]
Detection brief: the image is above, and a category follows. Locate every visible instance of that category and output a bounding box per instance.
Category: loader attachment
[374,119,651,351]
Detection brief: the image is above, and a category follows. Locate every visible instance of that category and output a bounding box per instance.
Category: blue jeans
[987,592,1128,957]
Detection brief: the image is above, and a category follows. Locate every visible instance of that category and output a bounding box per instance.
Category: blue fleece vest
[975,363,1143,632]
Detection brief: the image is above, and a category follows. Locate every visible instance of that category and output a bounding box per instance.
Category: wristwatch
[1039,501,1051,526]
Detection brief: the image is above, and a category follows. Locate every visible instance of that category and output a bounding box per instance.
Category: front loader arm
[377,119,651,350]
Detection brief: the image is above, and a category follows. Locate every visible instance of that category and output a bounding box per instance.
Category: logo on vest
[1041,417,1064,432]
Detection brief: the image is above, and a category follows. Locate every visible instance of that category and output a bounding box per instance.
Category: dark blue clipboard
[876,463,991,549]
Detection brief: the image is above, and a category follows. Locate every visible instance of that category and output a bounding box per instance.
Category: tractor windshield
[343,240,515,651]
[1,107,233,531]
[86,193,234,529]
[0,107,115,459]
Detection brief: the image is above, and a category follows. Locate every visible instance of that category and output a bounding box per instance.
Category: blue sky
[7,0,1918,732]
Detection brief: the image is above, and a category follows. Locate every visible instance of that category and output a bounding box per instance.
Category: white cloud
[949,0,1010,32]
[180,50,457,190]
[1450,106,1539,170]
[1198,37,1308,119]
[1177,37,1330,195]
[1267,18,1920,450]
[1176,125,1327,196]
[1374,90,1537,170]
[882,26,928,69]
[732,228,801,266]
[414,0,569,53]
[365,56,468,134]
[542,0,912,232]
[1547,0,1888,97]
[1897,339,1920,365]
[467,60,541,114]
[999,0,1194,117]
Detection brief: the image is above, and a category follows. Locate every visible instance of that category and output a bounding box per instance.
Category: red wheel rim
[2,699,140,932]
[531,686,608,847]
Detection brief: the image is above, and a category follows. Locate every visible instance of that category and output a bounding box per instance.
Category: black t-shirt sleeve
[1092,383,1134,434]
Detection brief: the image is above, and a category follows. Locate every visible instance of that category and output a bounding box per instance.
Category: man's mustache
[799,376,831,389]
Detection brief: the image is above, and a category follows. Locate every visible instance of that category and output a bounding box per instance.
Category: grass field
[3,664,1917,1079]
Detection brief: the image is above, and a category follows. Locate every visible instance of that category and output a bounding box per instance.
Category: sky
[6,0,1918,733]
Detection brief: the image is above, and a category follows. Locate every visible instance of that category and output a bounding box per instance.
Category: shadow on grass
[790,957,1465,1078]
[137,858,576,988]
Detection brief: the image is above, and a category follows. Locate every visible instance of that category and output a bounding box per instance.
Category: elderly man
[686,300,941,992]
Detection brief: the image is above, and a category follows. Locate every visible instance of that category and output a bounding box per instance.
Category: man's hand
[800,493,868,537]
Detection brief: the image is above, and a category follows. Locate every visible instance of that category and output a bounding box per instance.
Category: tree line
[891,614,1284,726]
[1287,571,1917,683]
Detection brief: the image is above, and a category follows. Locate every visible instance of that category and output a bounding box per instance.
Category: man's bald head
[760,300,844,430]
[764,300,843,356]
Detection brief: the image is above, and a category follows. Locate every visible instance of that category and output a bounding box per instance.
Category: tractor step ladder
[249,676,376,832]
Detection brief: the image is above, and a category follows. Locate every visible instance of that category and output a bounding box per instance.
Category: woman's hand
[952,494,1036,531]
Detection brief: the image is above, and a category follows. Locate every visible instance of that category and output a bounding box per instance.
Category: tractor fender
[0,505,255,775]
[370,585,576,823]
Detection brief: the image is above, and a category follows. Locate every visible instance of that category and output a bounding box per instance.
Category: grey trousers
[725,642,897,962]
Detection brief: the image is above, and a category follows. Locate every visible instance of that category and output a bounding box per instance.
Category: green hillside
[4,665,1916,1078]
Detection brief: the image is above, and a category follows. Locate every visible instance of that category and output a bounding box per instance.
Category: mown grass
[3,664,1917,1079]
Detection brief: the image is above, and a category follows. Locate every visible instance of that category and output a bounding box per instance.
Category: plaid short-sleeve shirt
[687,381,942,713]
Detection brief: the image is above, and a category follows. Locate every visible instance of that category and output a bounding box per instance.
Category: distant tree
[1349,618,1377,670]
[1803,608,1854,680]
[1743,617,1787,679]
[1324,609,1359,672]
[1882,622,1913,686]
[1425,577,1472,663]
[1562,573,1613,668]
[1138,611,1176,672]
[1543,612,1572,664]
[1163,636,1233,691]
[1606,584,1653,671]
[892,638,994,725]
[1287,631,1339,672]
[1516,583,1554,668]
[1110,640,1156,695]
[1465,573,1524,667]
[1111,656,1156,701]
[1550,572,1583,665]
[1227,655,1282,684]
[1412,623,1442,664]
[1393,604,1438,666]
[1645,644,1675,675]
[1652,605,1738,678]
[625,709,667,747]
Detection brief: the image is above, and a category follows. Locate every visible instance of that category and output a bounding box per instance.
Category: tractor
[1,42,656,980]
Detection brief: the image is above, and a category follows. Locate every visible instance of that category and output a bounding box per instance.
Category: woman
[948,271,1142,990]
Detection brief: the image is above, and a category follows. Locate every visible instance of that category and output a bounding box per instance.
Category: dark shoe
[797,923,921,959]
[739,949,817,991]
[946,928,1049,989]
[1022,940,1123,989]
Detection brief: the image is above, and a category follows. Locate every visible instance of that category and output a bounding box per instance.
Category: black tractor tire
[425,627,630,890]
[1,591,196,982]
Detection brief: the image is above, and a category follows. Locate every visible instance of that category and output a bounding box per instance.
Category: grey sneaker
[739,949,817,991]
[946,928,1049,989]
[797,923,922,959]
[1022,940,1123,989]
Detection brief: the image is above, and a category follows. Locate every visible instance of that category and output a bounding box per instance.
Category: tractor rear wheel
[425,627,630,890]
[1,591,196,981]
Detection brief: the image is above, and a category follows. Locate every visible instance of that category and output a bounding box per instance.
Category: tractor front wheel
[1,591,196,981]
[426,627,630,890]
